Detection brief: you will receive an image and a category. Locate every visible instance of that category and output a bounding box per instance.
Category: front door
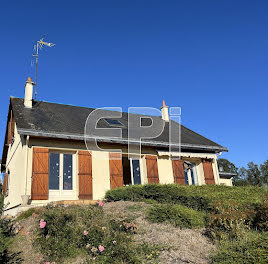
[49,152,76,200]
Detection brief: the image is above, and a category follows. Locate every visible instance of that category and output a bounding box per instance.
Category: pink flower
[26,232,30,236]
[40,219,46,229]
[44,262,50,264]
[98,245,105,252]
[112,240,117,245]
[83,230,88,236]
[98,201,103,207]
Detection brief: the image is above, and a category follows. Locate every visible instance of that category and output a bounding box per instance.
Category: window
[104,119,124,127]
[49,153,73,191]
[122,156,142,185]
[49,153,60,190]
[63,154,73,190]
[184,170,189,185]
[132,160,141,184]
[183,161,198,185]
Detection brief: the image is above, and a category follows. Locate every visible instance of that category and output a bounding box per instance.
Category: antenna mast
[32,36,55,100]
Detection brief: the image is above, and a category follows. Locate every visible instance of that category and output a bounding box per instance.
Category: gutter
[17,128,228,152]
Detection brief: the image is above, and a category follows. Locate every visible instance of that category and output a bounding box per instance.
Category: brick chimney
[161,100,169,121]
[24,77,34,108]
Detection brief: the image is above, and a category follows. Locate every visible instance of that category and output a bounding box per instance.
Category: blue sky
[0,0,267,168]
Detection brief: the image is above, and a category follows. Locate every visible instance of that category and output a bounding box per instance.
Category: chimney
[24,77,34,108]
[161,100,169,121]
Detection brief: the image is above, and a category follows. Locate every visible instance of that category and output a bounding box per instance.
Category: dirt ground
[9,215,43,264]
[103,201,215,264]
[10,201,215,264]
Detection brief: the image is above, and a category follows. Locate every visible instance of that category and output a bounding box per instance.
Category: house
[218,165,236,186]
[1,78,230,215]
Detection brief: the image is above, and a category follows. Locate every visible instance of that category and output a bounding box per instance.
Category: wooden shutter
[202,159,215,185]
[7,121,12,144]
[78,151,93,199]
[3,173,8,195]
[109,153,123,189]
[31,148,49,200]
[146,155,159,184]
[172,159,185,185]
[7,113,15,145]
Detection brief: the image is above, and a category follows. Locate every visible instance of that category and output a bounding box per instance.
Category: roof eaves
[219,172,236,179]
[17,128,228,152]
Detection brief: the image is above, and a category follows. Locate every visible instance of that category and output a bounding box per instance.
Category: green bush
[206,201,255,240]
[146,203,206,228]
[34,205,160,263]
[253,200,268,232]
[211,231,268,264]
[16,208,35,221]
[0,194,22,263]
[0,230,10,263]
[105,184,268,211]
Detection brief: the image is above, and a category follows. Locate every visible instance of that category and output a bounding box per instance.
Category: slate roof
[9,97,227,153]
[219,172,236,179]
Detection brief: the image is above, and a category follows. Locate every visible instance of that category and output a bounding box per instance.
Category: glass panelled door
[49,153,60,190]
[63,154,73,190]
[49,152,75,200]
[183,162,198,185]
[132,159,141,184]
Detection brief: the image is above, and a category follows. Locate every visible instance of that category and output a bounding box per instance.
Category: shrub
[211,231,268,264]
[34,205,160,263]
[0,194,22,263]
[147,203,206,228]
[105,184,268,211]
[206,201,255,240]
[0,230,10,263]
[252,200,268,232]
[16,208,35,221]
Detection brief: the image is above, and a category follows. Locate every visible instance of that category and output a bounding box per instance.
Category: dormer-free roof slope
[9,97,227,152]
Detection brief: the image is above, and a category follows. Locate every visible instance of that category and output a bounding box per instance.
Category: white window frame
[185,162,200,186]
[48,151,77,200]
[129,158,143,185]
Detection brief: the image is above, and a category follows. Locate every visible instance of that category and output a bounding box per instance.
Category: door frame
[184,162,199,185]
[129,157,143,185]
[48,150,77,201]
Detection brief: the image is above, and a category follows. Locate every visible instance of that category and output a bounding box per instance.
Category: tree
[234,160,268,186]
[247,162,262,186]
[217,158,268,186]
[217,158,238,174]
[260,160,268,185]
[235,167,250,186]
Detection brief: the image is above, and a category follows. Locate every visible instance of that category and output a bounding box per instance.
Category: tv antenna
[32,35,55,100]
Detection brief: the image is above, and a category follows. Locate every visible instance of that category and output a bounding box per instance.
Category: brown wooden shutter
[109,153,123,189]
[31,148,49,200]
[172,159,185,185]
[78,151,93,199]
[202,159,215,185]
[7,121,12,145]
[146,155,159,184]
[3,173,8,195]
[7,113,15,145]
